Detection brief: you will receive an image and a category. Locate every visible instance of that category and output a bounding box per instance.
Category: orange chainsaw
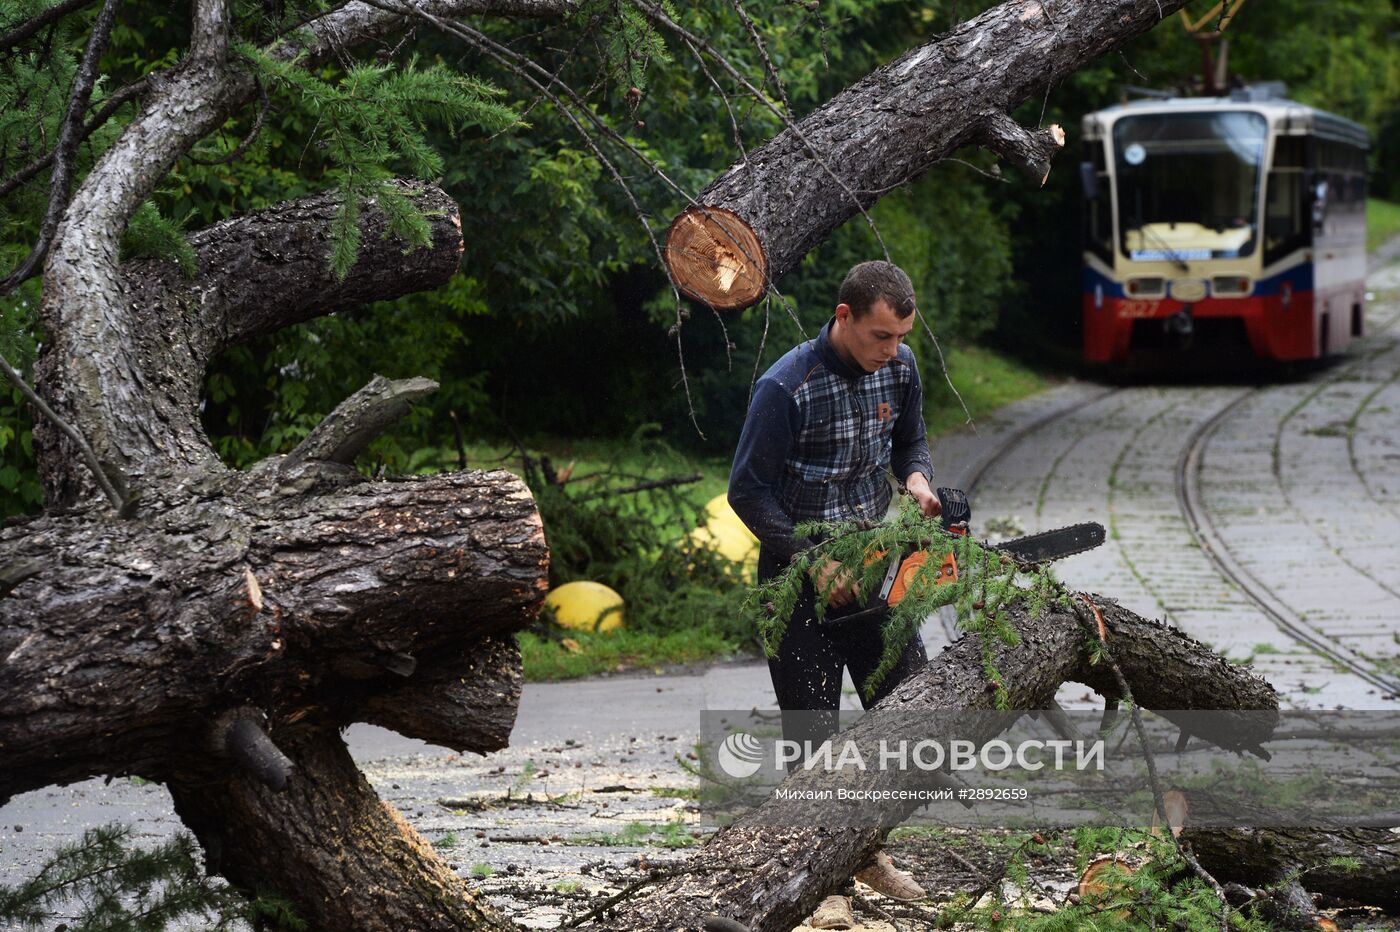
[822,487,1104,625]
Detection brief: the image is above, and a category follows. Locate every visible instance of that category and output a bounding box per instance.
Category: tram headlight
[1094,283,1104,311]
[1211,276,1252,297]
[1126,277,1165,298]
[1281,281,1292,310]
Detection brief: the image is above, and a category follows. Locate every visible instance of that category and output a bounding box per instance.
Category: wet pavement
[4,261,1400,927]
[966,262,1400,711]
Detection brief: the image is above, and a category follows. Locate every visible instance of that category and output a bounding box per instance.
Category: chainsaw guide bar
[992,522,1106,567]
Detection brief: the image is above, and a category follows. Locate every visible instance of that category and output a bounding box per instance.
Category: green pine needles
[916,827,1279,931]
[0,822,304,932]
[122,201,197,277]
[576,0,676,95]
[236,43,519,280]
[744,497,1076,706]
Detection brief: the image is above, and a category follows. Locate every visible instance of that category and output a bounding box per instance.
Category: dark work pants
[759,547,928,767]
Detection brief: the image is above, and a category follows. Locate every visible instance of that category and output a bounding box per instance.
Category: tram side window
[1264,136,1308,265]
[1273,135,1306,169]
[1083,142,1113,262]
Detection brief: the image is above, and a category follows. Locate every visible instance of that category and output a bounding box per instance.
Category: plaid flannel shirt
[728,318,934,573]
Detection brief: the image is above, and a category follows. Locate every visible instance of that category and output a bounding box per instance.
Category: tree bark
[0,468,547,803]
[595,598,1281,932]
[34,182,466,507]
[167,722,517,932]
[1187,826,1400,912]
[662,0,1188,309]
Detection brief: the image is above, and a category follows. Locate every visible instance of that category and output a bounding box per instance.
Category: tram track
[959,386,1122,497]
[1105,389,1203,620]
[1174,306,1400,698]
[1269,333,1400,603]
[1347,372,1400,512]
[933,384,1122,643]
[1345,337,1400,521]
[1032,393,1134,523]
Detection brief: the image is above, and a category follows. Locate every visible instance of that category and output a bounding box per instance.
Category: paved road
[4,261,1399,925]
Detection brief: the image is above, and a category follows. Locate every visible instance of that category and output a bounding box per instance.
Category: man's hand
[905,471,940,519]
[812,558,860,607]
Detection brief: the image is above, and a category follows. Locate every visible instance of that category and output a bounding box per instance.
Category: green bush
[524,425,753,648]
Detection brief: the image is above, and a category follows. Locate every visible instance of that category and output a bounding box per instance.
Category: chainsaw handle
[935,487,971,534]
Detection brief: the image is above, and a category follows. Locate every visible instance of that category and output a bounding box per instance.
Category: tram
[1081,85,1370,364]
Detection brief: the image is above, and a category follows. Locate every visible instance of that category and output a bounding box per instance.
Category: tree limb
[282,0,577,65]
[35,181,463,506]
[1188,825,1400,913]
[977,110,1066,184]
[595,599,1279,931]
[186,79,269,166]
[0,0,96,55]
[190,0,230,63]
[167,723,518,930]
[282,375,439,470]
[0,0,121,296]
[660,0,1191,309]
[0,468,548,803]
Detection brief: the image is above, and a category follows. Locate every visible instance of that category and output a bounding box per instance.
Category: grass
[1367,197,1400,254]
[575,818,699,849]
[922,341,1052,439]
[520,627,741,681]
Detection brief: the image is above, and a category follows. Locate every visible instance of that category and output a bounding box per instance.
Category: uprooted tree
[2,0,1394,930]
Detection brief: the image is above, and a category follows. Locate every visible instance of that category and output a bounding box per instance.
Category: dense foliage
[3,1,1399,521]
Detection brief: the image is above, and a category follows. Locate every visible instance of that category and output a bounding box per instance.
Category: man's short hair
[838,260,916,319]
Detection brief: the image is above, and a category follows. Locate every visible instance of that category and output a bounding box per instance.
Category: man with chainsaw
[728,259,935,922]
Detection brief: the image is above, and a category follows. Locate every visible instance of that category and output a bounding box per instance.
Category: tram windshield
[1113,111,1267,261]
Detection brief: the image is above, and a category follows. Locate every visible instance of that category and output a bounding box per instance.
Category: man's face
[834,298,915,373]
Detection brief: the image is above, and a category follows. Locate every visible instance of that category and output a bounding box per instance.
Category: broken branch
[214,710,294,792]
[282,375,439,470]
[978,111,1066,185]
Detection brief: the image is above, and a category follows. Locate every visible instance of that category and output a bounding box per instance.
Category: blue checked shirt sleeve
[890,356,934,486]
[728,378,815,563]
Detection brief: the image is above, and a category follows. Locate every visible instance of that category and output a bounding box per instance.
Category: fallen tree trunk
[3,135,546,932]
[1188,826,1400,914]
[594,598,1282,932]
[168,682,522,932]
[661,0,1186,310]
[0,465,545,802]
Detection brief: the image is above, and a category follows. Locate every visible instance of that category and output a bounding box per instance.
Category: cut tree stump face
[665,206,767,310]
